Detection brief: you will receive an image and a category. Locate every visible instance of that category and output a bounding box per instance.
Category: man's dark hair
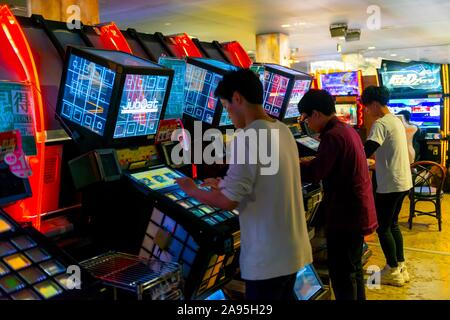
[361,86,390,106]
[214,69,263,104]
[397,110,411,122]
[297,89,336,116]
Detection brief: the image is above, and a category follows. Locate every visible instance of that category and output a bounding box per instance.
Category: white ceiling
[99,0,450,64]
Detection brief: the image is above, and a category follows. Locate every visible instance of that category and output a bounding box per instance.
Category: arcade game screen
[283,80,312,120]
[263,71,290,119]
[294,264,323,300]
[130,167,183,190]
[184,64,221,124]
[158,57,187,120]
[0,82,36,155]
[335,104,358,126]
[219,108,233,126]
[60,54,116,136]
[113,74,169,139]
[320,71,360,96]
[387,98,441,128]
[296,136,320,152]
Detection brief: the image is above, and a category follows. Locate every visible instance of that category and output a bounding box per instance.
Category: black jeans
[375,191,408,267]
[245,273,297,300]
[327,232,365,300]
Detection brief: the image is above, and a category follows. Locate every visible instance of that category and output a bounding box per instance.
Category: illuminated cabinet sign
[379,60,443,96]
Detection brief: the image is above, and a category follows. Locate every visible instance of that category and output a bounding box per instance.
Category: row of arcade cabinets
[53,46,328,300]
[0,5,251,230]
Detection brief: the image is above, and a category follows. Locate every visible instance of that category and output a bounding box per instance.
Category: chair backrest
[410,161,447,196]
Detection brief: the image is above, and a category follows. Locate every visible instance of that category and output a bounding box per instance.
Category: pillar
[30,0,99,25]
[256,33,290,66]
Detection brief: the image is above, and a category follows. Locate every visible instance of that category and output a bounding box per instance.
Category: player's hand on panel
[175,177,198,195]
[200,178,222,190]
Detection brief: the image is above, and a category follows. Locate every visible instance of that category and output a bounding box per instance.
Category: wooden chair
[409,161,447,231]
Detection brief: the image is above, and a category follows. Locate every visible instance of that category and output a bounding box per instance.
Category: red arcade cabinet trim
[97,22,133,54]
[0,5,46,229]
[167,33,203,58]
[221,41,252,68]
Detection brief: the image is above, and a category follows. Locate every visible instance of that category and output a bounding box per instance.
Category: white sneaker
[398,262,410,283]
[380,265,405,287]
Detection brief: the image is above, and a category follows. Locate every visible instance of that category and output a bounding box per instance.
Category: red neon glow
[0,5,46,229]
[168,33,202,58]
[221,41,252,68]
[97,22,132,54]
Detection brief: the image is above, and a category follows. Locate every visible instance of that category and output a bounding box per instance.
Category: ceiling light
[368,46,376,50]
[338,36,345,40]
[281,24,291,28]
[390,53,397,57]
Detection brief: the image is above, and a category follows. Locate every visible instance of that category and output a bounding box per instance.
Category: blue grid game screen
[158,57,187,120]
[113,74,169,138]
[184,64,222,124]
[60,54,116,136]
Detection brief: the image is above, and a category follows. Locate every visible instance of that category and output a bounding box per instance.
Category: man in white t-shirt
[176,69,312,300]
[362,86,413,287]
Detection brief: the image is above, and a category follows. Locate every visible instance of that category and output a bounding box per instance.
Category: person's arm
[364,140,380,158]
[365,120,386,158]
[300,134,339,184]
[177,141,257,211]
[176,177,238,210]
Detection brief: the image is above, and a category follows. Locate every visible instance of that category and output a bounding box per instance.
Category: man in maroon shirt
[298,89,378,300]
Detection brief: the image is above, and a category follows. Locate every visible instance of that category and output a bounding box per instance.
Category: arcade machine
[0,131,98,300]
[317,70,364,130]
[378,59,449,164]
[192,39,232,64]
[54,46,242,300]
[121,29,175,62]
[220,41,253,68]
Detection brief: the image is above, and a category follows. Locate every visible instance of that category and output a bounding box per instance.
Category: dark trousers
[245,273,297,300]
[327,232,365,300]
[375,191,407,267]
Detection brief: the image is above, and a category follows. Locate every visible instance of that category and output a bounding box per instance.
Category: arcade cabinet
[0,132,98,300]
[317,71,364,129]
[122,29,175,62]
[378,59,448,164]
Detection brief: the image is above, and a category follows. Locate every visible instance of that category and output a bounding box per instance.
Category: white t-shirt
[219,119,312,281]
[368,113,413,193]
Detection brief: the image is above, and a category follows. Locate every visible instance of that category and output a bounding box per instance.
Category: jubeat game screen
[283,79,311,119]
[184,64,222,124]
[113,74,169,138]
[60,54,116,136]
[158,57,187,120]
[263,71,289,119]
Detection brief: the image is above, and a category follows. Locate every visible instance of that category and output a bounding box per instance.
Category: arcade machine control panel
[0,210,97,300]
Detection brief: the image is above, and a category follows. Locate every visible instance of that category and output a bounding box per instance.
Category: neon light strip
[0,5,46,229]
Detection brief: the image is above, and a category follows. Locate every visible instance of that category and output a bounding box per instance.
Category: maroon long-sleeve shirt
[300,117,378,235]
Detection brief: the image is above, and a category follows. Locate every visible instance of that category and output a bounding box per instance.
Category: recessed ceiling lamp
[281,24,291,28]
[390,53,397,57]
[368,46,376,50]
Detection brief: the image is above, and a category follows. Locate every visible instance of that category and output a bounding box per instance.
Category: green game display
[0,82,37,156]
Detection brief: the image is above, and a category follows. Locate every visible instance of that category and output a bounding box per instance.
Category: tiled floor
[364,194,450,300]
